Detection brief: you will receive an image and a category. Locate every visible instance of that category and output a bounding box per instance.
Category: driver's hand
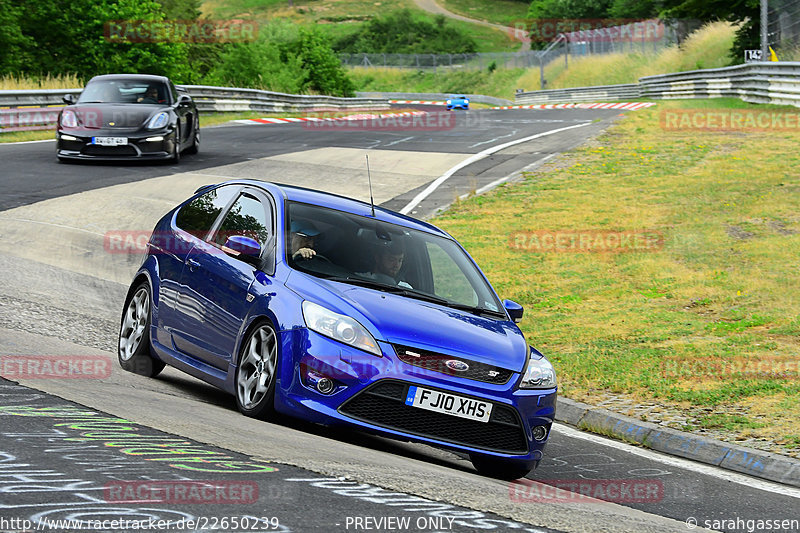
[293,247,316,260]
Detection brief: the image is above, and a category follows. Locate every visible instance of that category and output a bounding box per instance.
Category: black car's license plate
[92,137,127,146]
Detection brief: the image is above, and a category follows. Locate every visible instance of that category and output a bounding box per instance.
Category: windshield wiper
[324,276,450,305]
[438,302,507,319]
[323,276,503,317]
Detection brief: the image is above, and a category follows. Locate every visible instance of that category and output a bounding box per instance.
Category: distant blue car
[118,180,557,479]
[446,95,470,110]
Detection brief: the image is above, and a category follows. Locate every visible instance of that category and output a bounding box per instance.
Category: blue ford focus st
[118,180,557,479]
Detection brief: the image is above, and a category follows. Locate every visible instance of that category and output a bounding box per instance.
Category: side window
[214,193,270,247]
[175,186,239,236]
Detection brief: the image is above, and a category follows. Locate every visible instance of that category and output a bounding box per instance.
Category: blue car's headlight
[147,112,169,130]
[447,99,452,104]
[519,352,557,389]
[302,301,381,356]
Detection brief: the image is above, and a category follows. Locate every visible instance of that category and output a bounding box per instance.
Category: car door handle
[186,258,201,271]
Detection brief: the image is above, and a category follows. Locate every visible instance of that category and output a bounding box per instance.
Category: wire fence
[339,52,541,71]
[769,0,800,53]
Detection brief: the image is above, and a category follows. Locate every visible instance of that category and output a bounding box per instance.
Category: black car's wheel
[235,321,279,419]
[118,282,165,377]
[470,454,534,480]
[170,125,181,163]
[185,117,199,155]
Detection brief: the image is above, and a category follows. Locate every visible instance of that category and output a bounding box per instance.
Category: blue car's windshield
[287,202,503,316]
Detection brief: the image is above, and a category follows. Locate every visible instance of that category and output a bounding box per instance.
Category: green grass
[431,98,800,446]
[348,67,526,98]
[441,0,530,26]
[201,0,519,52]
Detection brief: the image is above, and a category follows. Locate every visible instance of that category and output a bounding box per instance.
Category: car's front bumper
[56,129,176,161]
[273,328,556,465]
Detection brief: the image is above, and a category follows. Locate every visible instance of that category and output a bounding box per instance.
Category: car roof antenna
[366,154,376,217]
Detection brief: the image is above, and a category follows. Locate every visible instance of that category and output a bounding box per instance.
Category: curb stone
[555,397,800,488]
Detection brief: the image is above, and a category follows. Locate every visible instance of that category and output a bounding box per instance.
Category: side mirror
[63,94,76,104]
[503,299,524,323]
[177,94,192,106]
[223,235,262,266]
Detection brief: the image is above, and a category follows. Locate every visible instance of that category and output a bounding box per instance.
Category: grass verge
[432,98,800,453]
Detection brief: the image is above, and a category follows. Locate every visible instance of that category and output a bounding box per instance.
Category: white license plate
[92,137,127,146]
[405,386,492,423]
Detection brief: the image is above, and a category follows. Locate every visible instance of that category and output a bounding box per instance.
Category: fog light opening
[316,377,334,394]
[60,134,78,141]
[305,370,336,395]
[532,425,548,441]
[145,136,164,142]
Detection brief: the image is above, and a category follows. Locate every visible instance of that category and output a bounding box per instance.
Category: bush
[206,27,354,97]
[334,9,477,54]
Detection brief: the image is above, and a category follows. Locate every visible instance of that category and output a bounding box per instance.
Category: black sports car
[56,74,199,163]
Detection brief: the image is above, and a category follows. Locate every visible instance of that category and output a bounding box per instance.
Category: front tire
[118,282,165,377]
[170,126,181,163]
[235,322,279,419]
[470,454,534,480]
[185,117,199,155]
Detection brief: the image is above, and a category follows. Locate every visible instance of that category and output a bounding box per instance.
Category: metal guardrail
[356,91,513,106]
[0,85,391,132]
[516,84,640,104]
[515,62,800,107]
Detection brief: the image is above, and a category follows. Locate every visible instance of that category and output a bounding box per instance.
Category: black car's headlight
[147,112,169,130]
[61,109,78,128]
[519,350,557,389]
[302,301,381,356]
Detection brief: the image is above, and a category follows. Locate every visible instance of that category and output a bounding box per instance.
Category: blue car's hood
[288,274,528,372]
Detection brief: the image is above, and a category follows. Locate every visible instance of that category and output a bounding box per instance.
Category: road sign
[745,49,763,63]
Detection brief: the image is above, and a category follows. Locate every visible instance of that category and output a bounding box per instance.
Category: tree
[0,0,31,73]
[10,0,189,80]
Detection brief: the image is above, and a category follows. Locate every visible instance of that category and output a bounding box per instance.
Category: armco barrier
[515,62,800,107]
[516,84,640,104]
[0,85,390,132]
[356,91,513,107]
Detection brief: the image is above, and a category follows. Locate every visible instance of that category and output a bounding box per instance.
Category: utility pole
[761,0,768,59]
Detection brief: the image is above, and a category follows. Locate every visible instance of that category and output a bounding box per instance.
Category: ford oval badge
[445,359,469,372]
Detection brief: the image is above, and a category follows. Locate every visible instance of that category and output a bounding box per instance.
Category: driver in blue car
[289,220,321,261]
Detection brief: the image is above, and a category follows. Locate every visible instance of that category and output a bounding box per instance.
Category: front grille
[82,145,137,156]
[339,380,528,454]
[393,344,515,385]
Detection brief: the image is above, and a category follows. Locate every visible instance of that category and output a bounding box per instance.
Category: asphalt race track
[1,108,798,533]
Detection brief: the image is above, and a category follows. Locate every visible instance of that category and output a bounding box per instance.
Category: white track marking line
[399,122,591,215]
[0,138,55,146]
[553,423,800,498]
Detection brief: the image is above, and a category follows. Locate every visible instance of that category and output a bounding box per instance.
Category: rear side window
[175,186,239,236]
[214,193,271,247]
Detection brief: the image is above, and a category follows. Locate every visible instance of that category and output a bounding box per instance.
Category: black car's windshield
[78,79,169,105]
[287,202,504,316]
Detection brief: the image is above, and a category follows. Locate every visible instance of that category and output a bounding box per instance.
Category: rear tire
[470,454,534,480]
[118,282,165,377]
[235,322,279,419]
